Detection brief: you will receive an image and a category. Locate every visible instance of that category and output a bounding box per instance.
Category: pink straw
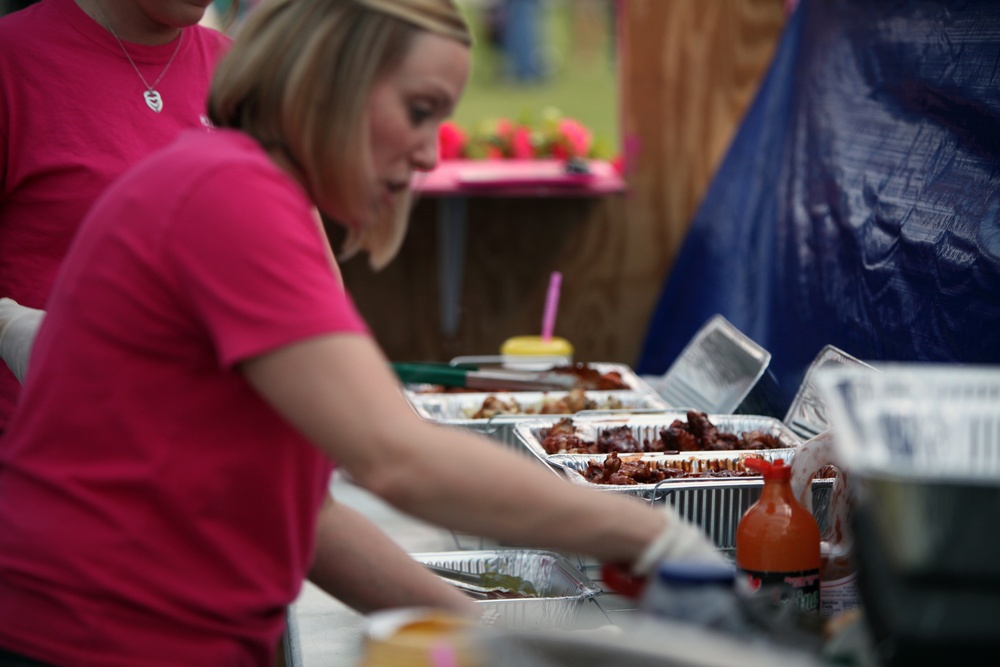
[541,271,562,341]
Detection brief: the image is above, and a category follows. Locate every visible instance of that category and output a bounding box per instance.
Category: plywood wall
[337,0,787,365]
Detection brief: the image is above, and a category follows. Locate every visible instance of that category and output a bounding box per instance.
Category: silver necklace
[92,0,183,113]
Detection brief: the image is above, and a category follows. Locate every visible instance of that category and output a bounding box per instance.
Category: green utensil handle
[391,362,468,387]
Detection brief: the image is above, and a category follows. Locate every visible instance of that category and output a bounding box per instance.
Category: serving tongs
[422,563,520,599]
[392,362,576,392]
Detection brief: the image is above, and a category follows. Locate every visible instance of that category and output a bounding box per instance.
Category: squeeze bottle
[736,458,821,614]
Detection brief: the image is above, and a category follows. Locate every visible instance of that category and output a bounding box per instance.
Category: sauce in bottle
[736,457,821,614]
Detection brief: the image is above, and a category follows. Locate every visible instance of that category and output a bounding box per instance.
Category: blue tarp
[636,0,1000,412]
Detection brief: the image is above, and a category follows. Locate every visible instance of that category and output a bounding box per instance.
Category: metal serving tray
[643,314,779,416]
[513,412,802,463]
[403,361,660,396]
[511,413,820,553]
[410,550,604,630]
[554,464,831,553]
[815,364,1000,656]
[406,391,671,449]
[783,345,875,440]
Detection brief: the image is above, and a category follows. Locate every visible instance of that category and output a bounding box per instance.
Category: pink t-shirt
[0,0,230,429]
[0,129,370,667]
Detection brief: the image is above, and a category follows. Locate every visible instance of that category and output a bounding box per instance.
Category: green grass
[453,0,620,157]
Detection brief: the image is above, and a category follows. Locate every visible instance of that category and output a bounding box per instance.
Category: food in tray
[541,418,640,454]
[415,362,631,393]
[655,410,784,451]
[539,411,785,455]
[476,571,539,599]
[466,388,624,419]
[583,451,761,485]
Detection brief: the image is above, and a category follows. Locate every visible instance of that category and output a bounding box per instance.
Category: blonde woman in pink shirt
[0,2,722,665]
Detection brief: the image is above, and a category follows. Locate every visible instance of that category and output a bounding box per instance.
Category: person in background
[501,0,546,82]
[0,1,723,665]
[203,0,263,33]
[0,0,231,434]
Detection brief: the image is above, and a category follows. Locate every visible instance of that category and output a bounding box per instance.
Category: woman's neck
[76,0,183,46]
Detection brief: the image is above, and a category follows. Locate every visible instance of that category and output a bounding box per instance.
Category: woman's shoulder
[138,130,292,198]
[0,0,59,50]
[188,22,233,60]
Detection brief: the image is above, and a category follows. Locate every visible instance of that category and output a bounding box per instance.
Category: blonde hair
[207,0,471,269]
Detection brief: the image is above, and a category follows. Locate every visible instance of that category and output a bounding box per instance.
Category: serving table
[283,470,833,667]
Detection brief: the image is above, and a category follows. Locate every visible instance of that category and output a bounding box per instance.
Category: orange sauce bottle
[736,457,821,614]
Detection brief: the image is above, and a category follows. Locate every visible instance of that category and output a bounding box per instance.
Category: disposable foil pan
[816,364,1000,576]
[513,412,802,463]
[406,391,671,449]
[410,550,604,630]
[551,463,831,552]
[404,361,659,396]
[644,314,776,415]
[814,364,1000,651]
[514,414,818,553]
[783,345,875,440]
[551,449,793,500]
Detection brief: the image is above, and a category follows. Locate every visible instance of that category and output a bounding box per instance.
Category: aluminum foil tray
[783,345,875,440]
[815,364,1000,653]
[816,364,1000,574]
[512,413,817,553]
[406,390,670,449]
[513,412,802,463]
[410,550,604,630]
[404,362,659,396]
[554,467,831,552]
[643,314,773,415]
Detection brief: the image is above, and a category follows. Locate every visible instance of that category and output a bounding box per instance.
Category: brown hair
[207,0,470,269]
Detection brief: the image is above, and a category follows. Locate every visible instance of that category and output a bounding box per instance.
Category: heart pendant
[144,90,163,113]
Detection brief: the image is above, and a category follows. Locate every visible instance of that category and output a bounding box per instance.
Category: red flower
[495,118,514,142]
[511,126,535,159]
[553,118,592,159]
[438,121,466,160]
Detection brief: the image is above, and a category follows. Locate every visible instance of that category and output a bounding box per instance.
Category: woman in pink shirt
[0,1,722,665]
[0,0,231,432]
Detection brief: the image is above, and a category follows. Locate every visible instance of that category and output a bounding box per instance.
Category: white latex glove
[0,298,45,385]
[633,503,730,575]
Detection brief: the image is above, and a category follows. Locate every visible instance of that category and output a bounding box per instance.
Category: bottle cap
[654,561,737,587]
[743,457,791,481]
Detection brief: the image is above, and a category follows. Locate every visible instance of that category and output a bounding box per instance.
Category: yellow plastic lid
[500,335,574,358]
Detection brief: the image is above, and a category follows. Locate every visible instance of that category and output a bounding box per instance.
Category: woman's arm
[241,334,668,566]
[308,492,479,616]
